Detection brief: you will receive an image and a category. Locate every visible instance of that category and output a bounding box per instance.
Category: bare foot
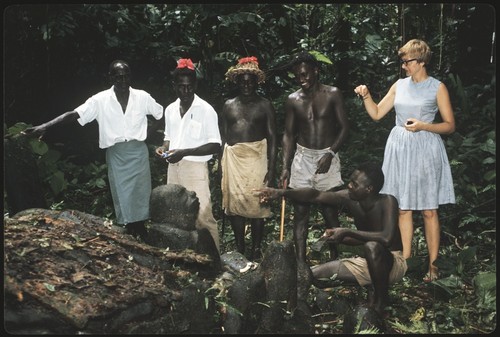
[423,268,439,283]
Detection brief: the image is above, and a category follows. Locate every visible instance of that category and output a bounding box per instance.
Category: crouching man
[256,162,407,315]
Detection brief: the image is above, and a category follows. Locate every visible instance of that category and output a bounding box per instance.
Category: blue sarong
[106,140,151,224]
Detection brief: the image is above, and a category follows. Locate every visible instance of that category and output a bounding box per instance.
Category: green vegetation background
[4,4,496,333]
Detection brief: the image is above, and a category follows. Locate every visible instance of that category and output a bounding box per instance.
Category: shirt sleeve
[204,106,222,144]
[146,93,164,120]
[75,96,98,126]
[163,107,170,142]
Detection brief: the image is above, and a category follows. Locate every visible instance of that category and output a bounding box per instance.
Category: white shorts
[289,143,343,191]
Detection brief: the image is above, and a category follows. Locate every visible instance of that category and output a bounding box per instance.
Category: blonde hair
[398,39,432,64]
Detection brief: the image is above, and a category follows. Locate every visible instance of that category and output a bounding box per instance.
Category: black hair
[109,60,130,74]
[172,67,197,82]
[357,162,384,193]
[290,51,319,69]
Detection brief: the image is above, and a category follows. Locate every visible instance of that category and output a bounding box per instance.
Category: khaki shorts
[341,251,408,286]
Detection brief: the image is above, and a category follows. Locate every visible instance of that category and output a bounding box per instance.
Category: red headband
[238,56,258,65]
[177,58,195,70]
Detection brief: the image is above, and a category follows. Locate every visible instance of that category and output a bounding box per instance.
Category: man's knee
[363,241,390,263]
[364,241,383,255]
[364,242,394,272]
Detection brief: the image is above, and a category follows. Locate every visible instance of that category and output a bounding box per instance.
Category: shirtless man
[257,162,407,315]
[281,51,349,262]
[221,56,277,260]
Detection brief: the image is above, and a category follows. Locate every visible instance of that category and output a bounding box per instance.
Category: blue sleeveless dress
[380,76,455,210]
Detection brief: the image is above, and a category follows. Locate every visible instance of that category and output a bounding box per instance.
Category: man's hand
[254,187,281,203]
[322,227,347,244]
[315,153,333,174]
[165,149,183,164]
[155,146,168,157]
[21,125,47,140]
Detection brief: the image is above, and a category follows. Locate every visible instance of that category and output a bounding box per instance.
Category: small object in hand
[406,120,414,125]
[161,152,170,158]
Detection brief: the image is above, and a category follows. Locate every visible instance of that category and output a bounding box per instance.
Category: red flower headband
[177,58,195,70]
[238,56,258,65]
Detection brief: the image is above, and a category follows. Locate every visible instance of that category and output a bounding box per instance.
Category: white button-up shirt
[164,94,221,162]
[76,86,163,149]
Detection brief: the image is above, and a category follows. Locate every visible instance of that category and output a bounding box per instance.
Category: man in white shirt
[155,58,222,252]
[23,60,164,239]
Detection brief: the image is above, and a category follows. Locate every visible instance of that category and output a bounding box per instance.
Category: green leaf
[483,170,496,182]
[29,139,49,155]
[458,246,477,265]
[480,138,496,155]
[95,178,106,188]
[42,149,62,164]
[433,275,465,294]
[50,171,67,195]
[474,272,496,293]
[309,50,333,64]
[482,157,495,165]
[43,283,56,292]
[7,122,31,136]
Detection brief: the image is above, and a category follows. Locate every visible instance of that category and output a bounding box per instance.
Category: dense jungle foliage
[3,3,496,333]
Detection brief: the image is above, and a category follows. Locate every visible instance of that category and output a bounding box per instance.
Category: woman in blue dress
[354,39,456,282]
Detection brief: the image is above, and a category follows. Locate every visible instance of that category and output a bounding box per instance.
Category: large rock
[146,183,220,273]
[149,184,198,230]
